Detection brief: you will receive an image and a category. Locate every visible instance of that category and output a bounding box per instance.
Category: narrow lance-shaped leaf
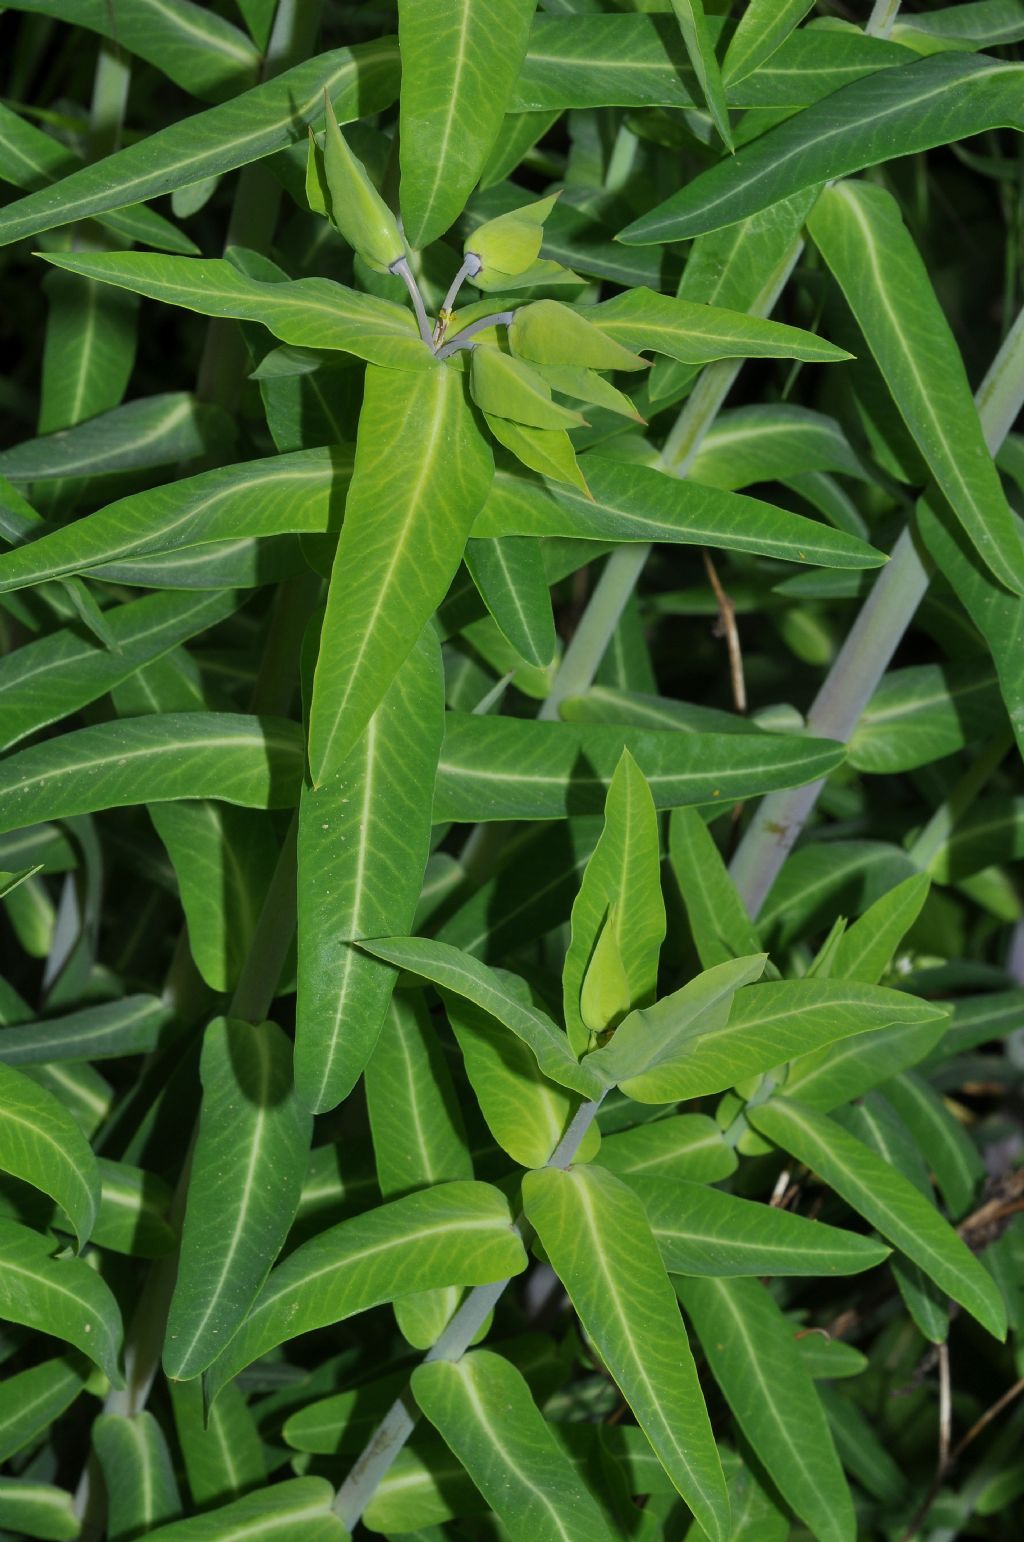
[357,936,605,1098]
[0,1061,100,1249]
[398,0,537,248]
[309,362,493,785]
[619,52,1024,243]
[0,1355,90,1465]
[475,455,885,569]
[412,1350,618,1542]
[366,989,472,1347]
[0,392,234,485]
[163,1018,311,1381]
[595,1113,737,1184]
[669,0,732,148]
[93,1412,182,1541]
[297,625,445,1113]
[204,1182,526,1406]
[0,41,400,248]
[0,1218,123,1383]
[0,1479,78,1542]
[0,995,171,1066]
[678,1276,856,1542]
[748,1097,1007,1338]
[564,749,665,1056]
[807,181,1024,595]
[722,0,816,84]
[169,1378,265,1509]
[42,252,427,371]
[142,1479,347,1542]
[628,1176,889,1277]
[522,1164,730,1542]
[668,806,764,969]
[464,535,557,668]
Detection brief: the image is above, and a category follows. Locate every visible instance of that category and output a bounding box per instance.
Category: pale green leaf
[594,1112,737,1184]
[0,392,233,484]
[668,806,764,969]
[522,1164,729,1542]
[464,535,557,668]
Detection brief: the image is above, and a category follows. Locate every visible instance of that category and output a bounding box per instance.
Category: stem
[538,544,650,722]
[867,0,902,38]
[391,256,435,348]
[436,312,515,360]
[435,254,482,342]
[729,300,1024,918]
[333,1093,606,1527]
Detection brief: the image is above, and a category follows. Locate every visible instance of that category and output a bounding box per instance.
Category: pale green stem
[436,311,515,360]
[88,41,130,159]
[537,544,651,721]
[729,300,1024,918]
[333,1092,606,1528]
[906,731,1014,872]
[436,254,482,341]
[391,255,435,348]
[867,0,903,38]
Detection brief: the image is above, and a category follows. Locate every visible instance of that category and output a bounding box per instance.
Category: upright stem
[391,256,435,348]
[538,544,650,721]
[867,0,903,38]
[729,300,1024,918]
[333,1093,606,1527]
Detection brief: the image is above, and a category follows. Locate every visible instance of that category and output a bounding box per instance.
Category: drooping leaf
[668,0,732,149]
[164,1018,311,1381]
[0,1355,90,1464]
[0,1061,100,1249]
[522,1163,730,1542]
[0,1218,123,1382]
[93,1412,182,1541]
[0,1479,78,1541]
[0,995,171,1066]
[464,535,557,667]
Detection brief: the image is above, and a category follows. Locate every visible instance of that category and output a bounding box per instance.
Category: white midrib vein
[455,1363,577,1541]
[412,1,473,235]
[0,1103,93,1227]
[145,0,258,66]
[173,1028,272,1376]
[573,1176,701,1490]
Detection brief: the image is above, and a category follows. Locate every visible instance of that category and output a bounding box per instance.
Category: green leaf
[475,456,885,568]
[564,749,665,1055]
[595,1112,737,1184]
[8,0,260,102]
[309,364,492,784]
[297,625,445,1112]
[669,0,732,149]
[93,1412,182,1541]
[169,1379,265,1509]
[357,936,604,1098]
[444,991,599,1168]
[464,536,557,667]
[471,348,585,432]
[484,415,590,494]
[0,449,345,592]
[151,804,280,994]
[204,1181,526,1405]
[0,1217,123,1382]
[511,300,647,373]
[0,1355,89,1464]
[686,405,870,492]
[807,181,1024,595]
[0,1062,99,1249]
[87,1159,176,1259]
[881,1072,985,1220]
[599,974,946,1104]
[628,1176,889,1276]
[853,662,1006,775]
[0,714,303,837]
[164,1018,311,1381]
[748,1097,1007,1338]
[398,0,537,248]
[43,252,427,371]
[783,1012,947,1113]
[678,1276,855,1542]
[412,1350,618,1542]
[0,1479,78,1541]
[435,715,846,821]
[722,0,816,85]
[818,1385,907,1508]
[466,192,559,281]
[0,392,233,484]
[831,872,931,984]
[366,989,472,1347]
[143,1479,347,1542]
[0,994,171,1066]
[522,1164,729,1542]
[39,266,138,437]
[668,806,764,969]
[0,589,241,750]
[0,42,400,248]
[619,53,1024,243]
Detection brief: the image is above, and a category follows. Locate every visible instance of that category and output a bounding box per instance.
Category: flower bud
[320,91,404,273]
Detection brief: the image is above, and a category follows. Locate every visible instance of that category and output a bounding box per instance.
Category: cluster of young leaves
[1,0,1024,1539]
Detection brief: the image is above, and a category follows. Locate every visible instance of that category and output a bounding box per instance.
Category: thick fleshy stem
[436,311,515,360]
[332,1092,605,1527]
[390,255,435,349]
[729,300,1024,919]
